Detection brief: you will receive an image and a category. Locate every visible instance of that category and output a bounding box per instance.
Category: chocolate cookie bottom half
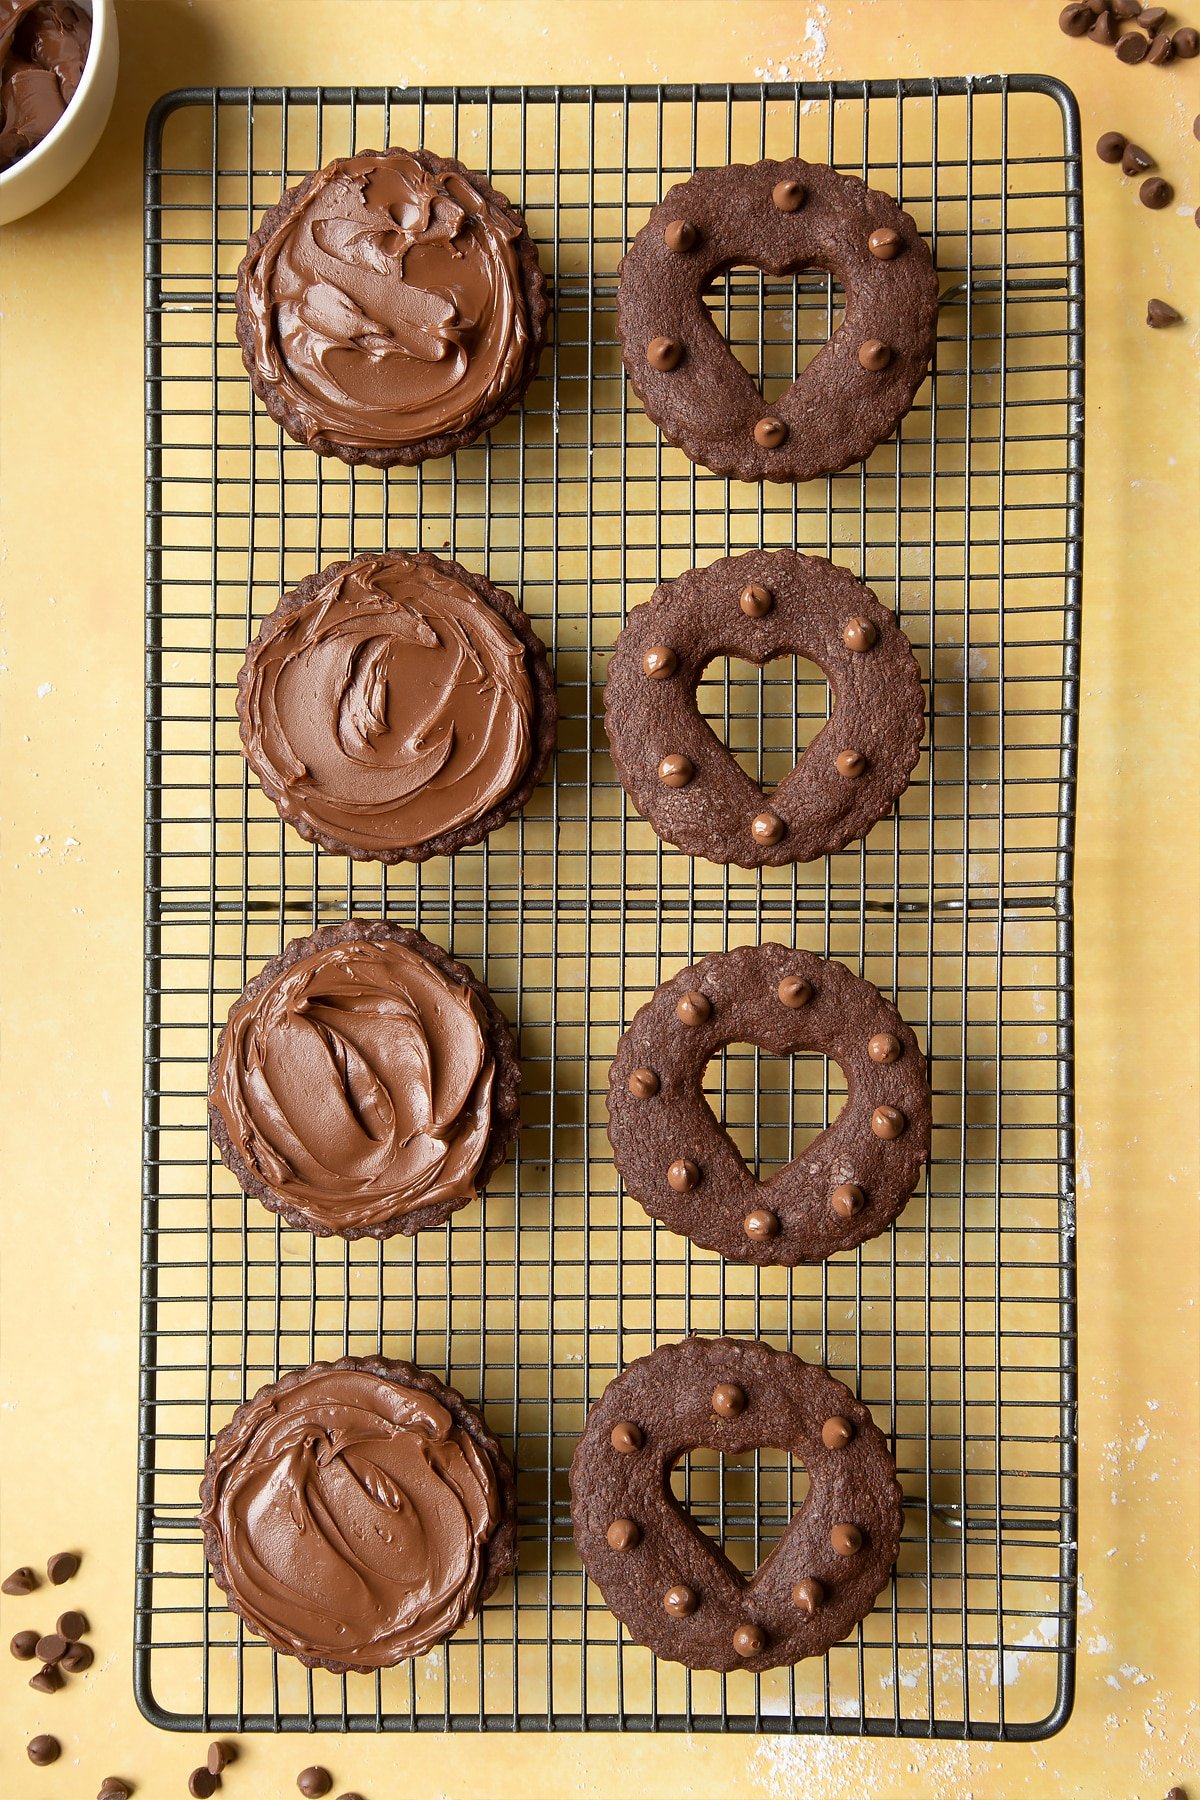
[201,1357,517,1672]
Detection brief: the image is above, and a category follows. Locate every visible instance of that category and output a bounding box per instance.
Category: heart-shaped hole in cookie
[670,1446,811,1577]
[696,655,832,797]
[703,1046,849,1178]
[703,266,848,406]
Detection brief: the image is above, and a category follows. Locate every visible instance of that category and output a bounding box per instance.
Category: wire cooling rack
[139,79,1082,1739]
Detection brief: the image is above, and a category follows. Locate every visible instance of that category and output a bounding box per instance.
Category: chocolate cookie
[607,942,930,1264]
[236,147,548,465]
[604,549,924,867]
[208,919,521,1240]
[617,158,939,483]
[238,550,557,863]
[200,1356,517,1672]
[570,1336,904,1672]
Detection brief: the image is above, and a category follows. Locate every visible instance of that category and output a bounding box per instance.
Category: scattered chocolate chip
[46,1551,80,1585]
[1121,140,1155,174]
[1140,176,1173,208]
[334,1794,366,1800]
[188,1771,218,1800]
[29,1663,63,1693]
[1172,25,1199,53]
[1112,0,1143,15]
[35,1632,70,1665]
[1195,114,1200,138]
[1146,27,1175,60]
[1147,297,1183,327]
[57,1609,88,1640]
[1059,1,1092,30]
[1164,1789,1187,1800]
[297,1772,333,1800]
[1138,4,1167,28]
[60,1640,94,1672]
[98,1781,133,1800]
[1086,0,1111,12]
[11,1628,40,1659]
[27,1734,61,1766]
[1116,30,1151,60]
[2,1565,38,1595]
[1096,129,1128,161]
[207,1742,236,1775]
[1087,9,1118,43]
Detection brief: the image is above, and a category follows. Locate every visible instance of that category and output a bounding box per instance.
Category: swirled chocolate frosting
[241,147,533,449]
[201,1363,504,1666]
[210,931,495,1235]
[240,552,535,858]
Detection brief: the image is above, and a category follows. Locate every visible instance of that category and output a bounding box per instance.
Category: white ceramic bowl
[0,0,118,227]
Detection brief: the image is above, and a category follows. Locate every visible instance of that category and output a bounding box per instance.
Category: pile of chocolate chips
[1059,0,1199,63]
[0,0,91,172]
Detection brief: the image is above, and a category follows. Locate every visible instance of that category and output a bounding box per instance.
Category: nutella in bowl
[236,145,548,464]
[237,550,556,863]
[200,1356,517,1671]
[208,920,522,1240]
[0,0,91,171]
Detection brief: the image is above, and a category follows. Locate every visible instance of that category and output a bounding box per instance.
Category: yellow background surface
[1,2,1197,1796]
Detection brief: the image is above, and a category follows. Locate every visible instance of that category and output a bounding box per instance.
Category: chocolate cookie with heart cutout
[604,549,924,868]
[608,941,931,1264]
[617,158,939,483]
[570,1336,904,1671]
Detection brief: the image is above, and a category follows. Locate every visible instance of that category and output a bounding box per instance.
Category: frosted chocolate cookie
[238,550,557,863]
[236,147,548,464]
[617,158,938,483]
[570,1336,904,1671]
[208,919,520,1240]
[607,941,931,1265]
[201,1356,516,1671]
[604,549,924,868]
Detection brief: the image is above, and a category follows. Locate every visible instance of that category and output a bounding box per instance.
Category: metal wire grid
[139,79,1082,1739]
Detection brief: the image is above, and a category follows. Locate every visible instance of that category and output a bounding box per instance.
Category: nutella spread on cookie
[0,0,90,171]
[241,147,533,450]
[210,931,495,1234]
[200,1364,503,1665]
[239,552,534,858]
